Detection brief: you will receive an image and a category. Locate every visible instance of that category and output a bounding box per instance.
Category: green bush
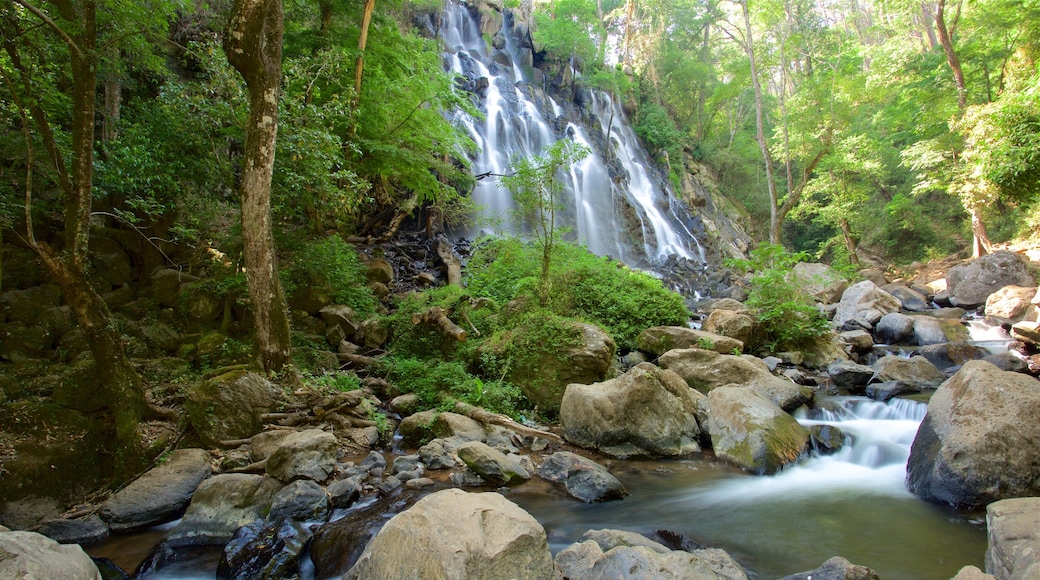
[467,238,689,350]
[377,356,524,418]
[386,284,499,360]
[726,244,831,353]
[282,235,379,317]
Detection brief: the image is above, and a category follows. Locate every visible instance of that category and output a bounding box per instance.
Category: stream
[91,395,988,579]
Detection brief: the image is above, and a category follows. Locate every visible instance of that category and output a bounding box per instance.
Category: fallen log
[412,306,467,342]
[453,402,562,443]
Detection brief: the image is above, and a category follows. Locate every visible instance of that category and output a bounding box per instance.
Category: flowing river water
[92,395,988,579]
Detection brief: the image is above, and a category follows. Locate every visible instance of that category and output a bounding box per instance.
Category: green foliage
[386,284,499,360]
[378,356,524,418]
[532,0,603,67]
[726,244,831,352]
[306,371,363,393]
[281,236,379,317]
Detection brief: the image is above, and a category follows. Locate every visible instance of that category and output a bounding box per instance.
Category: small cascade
[439,0,704,268]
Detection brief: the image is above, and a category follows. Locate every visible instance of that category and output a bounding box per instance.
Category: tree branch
[12,0,83,59]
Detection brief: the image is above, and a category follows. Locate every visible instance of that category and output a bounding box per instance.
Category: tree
[1,0,176,474]
[224,0,294,373]
[500,140,590,301]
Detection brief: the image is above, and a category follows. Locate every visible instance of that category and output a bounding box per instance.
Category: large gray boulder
[985,497,1040,580]
[536,452,627,503]
[638,326,744,356]
[98,448,212,532]
[833,281,902,328]
[560,363,701,458]
[907,361,1040,508]
[165,473,283,547]
[882,283,932,312]
[554,529,747,580]
[344,489,553,579]
[659,349,812,411]
[948,251,1036,309]
[706,387,810,474]
[456,441,530,486]
[702,310,756,346]
[0,530,101,579]
[265,429,338,483]
[186,371,283,446]
[791,262,848,304]
[873,354,946,389]
[874,312,915,345]
[984,285,1038,323]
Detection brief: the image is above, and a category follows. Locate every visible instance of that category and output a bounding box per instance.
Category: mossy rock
[185,371,283,446]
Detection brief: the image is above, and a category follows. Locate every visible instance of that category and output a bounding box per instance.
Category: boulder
[432,412,486,442]
[984,285,1038,323]
[326,478,362,509]
[164,474,283,547]
[918,342,989,372]
[267,480,330,523]
[985,497,1040,580]
[913,315,969,346]
[265,429,338,483]
[951,566,996,580]
[907,361,1040,508]
[419,438,458,470]
[98,448,212,532]
[838,330,874,353]
[948,252,1035,308]
[659,349,812,411]
[318,305,359,338]
[398,410,438,447]
[881,283,932,312]
[1011,321,1040,346]
[706,386,810,474]
[702,310,755,346]
[536,452,627,503]
[791,262,848,304]
[554,529,747,580]
[185,371,283,446]
[217,519,312,580]
[872,355,946,389]
[865,380,919,402]
[779,556,880,580]
[638,326,743,356]
[560,363,701,458]
[0,530,101,579]
[363,257,394,284]
[152,268,199,308]
[456,441,530,486]
[344,489,553,580]
[833,281,902,328]
[0,284,62,325]
[29,517,109,545]
[875,312,915,345]
[826,360,875,393]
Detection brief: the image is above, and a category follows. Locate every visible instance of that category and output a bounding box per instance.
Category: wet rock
[537,452,627,502]
[638,326,744,356]
[326,478,362,509]
[827,360,875,393]
[30,516,109,545]
[98,448,212,532]
[267,480,330,523]
[555,528,748,580]
[913,315,968,346]
[706,386,810,474]
[947,251,1035,309]
[264,429,338,483]
[875,312,915,345]
[398,409,438,447]
[982,351,1028,373]
[217,519,311,580]
[838,330,874,353]
[560,363,701,458]
[376,475,402,495]
[882,283,932,312]
[344,489,553,580]
[918,342,989,372]
[432,412,486,442]
[419,438,458,470]
[833,281,902,328]
[907,361,1040,508]
[185,371,283,446]
[390,454,423,477]
[310,490,423,578]
[659,349,812,411]
[985,497,1040,580]
[456,441,529,486]
[779,556,880,580]
[164,474,283,547]
[873,355,946,389]
[865,380,920,402]
[0,530,101,579]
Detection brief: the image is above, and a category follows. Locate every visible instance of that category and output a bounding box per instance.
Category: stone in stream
[864,380,919,402]
[343,489,553,580]
[874,312,915,345]
[0,530,102,579]
[947,251,1035,309]
[985,497,1040,580]
[98,448,212,532]
[456,441,530,486]
[907,361,1040,508]
[706,386,810,474]
[325,477,362,509]
[185,371,284,446]
[163,473,283,547]
[832,281,902,329]
[560,363,701,459]
[267,479,330,523]
[536,451,627,503]
[872,354,946,389]
[418,438,458,470]
[778,556,880,580]
[217,519,311,580]
[554,528,748,580]
[826,360,875,393]
[881,283,932,312]
[658,349,813,411]
[30,516,109,545]
[264,429,338,483]
[637,326,744,356]
[984,285,1038,323]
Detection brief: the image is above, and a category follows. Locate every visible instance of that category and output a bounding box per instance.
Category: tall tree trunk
[354,0,376,107]
[737,0,781,244]
[838,218,862,267]
[969,206,992,258]
[225,0,293,373]
[920,1,938,49]
[13,0,145,475]
[935,0,967,110]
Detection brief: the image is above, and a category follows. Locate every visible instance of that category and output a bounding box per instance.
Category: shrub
[377,356,524,418]
[282,235,379,317]
[386,284,499,360]
[726,243,831,353]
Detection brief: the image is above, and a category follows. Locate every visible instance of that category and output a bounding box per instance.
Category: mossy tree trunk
[225,0,294,373]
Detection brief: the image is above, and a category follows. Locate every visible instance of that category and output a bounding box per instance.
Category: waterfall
[440,1,705,267]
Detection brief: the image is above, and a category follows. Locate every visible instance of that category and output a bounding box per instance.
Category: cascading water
[510,396,987,579]
[439,0,704,267]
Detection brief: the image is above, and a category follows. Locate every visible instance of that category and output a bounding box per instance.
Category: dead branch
[453,402,562,443]
[412,307,466,342]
